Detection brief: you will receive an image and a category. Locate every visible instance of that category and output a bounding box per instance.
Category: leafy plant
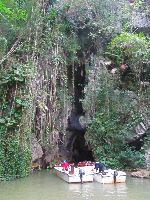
[83,57,148,169]
[107,32,150,70]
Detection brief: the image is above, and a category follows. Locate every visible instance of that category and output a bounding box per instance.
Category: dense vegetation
[0,0,73,180]
[83,32,150,169]
[0,0,150,180]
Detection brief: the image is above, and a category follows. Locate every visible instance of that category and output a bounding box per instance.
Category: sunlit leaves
[107,32,150,67]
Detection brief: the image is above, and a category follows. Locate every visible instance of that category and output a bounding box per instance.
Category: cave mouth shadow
[66,113,95,163]
[71,134,94,163]
[65,60,95,163]
[64,130,94,163]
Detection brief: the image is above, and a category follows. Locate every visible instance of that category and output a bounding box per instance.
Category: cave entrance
[71,134,94,163]
[66,61,94,163]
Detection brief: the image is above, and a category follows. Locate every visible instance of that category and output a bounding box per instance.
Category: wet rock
[131,170,150,178]
[31,162,41,171]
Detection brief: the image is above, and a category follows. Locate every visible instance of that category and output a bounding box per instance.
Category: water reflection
[0,171,150,200]
[68,183,95,200]
[102,183,127,199]
[68,182,127,200]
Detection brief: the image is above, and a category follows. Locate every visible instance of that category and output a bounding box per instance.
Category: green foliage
[62,32,80,64]
[0,37,7,59]
[0,0,27,22]
[48,159,57,169]
[0,0,35,51]
[0,138,31,180]
[107,32,150,69]
[56,0,148,48]
[0,64,28,86]
[0,61,32,181]
[86,105,145,169]
[119,148,146,169]
[1,0,150,180]
[106,32,150,90]
[84,59,147,169]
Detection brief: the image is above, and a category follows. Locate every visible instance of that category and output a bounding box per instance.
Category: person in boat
[61,160,69,171]
[94,161,106,173]
[79,168,85,183]
[69,163,74,175]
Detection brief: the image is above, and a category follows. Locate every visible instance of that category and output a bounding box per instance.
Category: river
[0,170,149,200]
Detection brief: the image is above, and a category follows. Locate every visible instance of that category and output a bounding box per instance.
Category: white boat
[54,165,94,183]
[93,169,126,184]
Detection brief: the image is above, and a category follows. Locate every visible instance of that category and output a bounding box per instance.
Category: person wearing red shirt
[62,160,69,171]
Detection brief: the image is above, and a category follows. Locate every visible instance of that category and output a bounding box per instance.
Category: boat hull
[94,170,126,184]
[54,167,94,183]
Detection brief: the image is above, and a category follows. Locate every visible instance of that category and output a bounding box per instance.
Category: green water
[0,171,149,200]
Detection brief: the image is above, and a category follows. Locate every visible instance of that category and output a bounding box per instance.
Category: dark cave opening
[127,131,148,151]
[66,62,94,163]
[71,134,94,163]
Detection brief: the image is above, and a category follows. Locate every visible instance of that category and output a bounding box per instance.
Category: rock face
[145,148,150,169]
[133,0,150,36]
[114,90,150,167]
[44,146,59,164]
[30,0,150,168]
[131,170,150,178]
[133,15,150,35]
[31,137,43,162]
